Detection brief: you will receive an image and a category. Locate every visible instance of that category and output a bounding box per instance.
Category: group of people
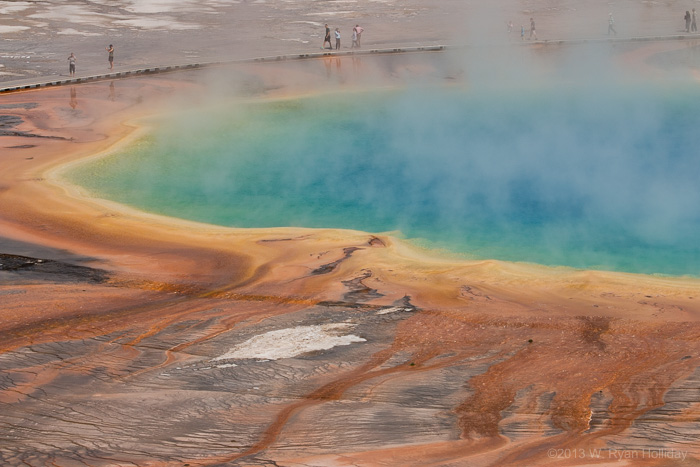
[609,9,697,36]
[607,10,700,36]
[323,24,363,50]
[507,18,538,40]
[509,14,617,39]
[607,10,700,35]
[65,45,114,77]
[509,10,700,40]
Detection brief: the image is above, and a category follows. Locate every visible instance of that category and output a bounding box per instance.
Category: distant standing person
[67,52,76,77]
[692,9,697,32]
[529,18,537,40]
[608,13,617,36]
[685,11,691,32]
[355,24,364,47]
[521,24,525,40]
[507,20,514,34]
[106,44,114,69]
[351,26,358,48]
[323,24,332,49]
[335,28,341,50]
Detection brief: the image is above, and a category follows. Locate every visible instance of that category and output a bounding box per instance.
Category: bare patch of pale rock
[214,324,366,361]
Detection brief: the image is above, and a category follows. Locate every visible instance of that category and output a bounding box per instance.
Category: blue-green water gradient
[68,86,700,276]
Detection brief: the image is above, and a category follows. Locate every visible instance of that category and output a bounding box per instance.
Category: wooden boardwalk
[1,33,699,94]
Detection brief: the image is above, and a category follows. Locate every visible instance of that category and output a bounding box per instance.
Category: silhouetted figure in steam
[529,18,537,40]
[323,24,332,50]
[106,44,114,69]
[685,11,692,32]
[67,52,76,77]
[507,21,514,34]
[608,13,617,36]
[335,28,341,50]
[692,9,697,32]
[521,24,525,40]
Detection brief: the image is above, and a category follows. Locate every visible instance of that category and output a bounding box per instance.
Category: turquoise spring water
[68,85,700,276]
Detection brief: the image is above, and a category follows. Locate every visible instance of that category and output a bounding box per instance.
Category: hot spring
[68,83,700,276]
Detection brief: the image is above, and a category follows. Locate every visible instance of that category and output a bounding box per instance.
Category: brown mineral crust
[2,53,700,467]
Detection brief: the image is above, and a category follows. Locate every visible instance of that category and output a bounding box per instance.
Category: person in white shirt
[68,53,77,76]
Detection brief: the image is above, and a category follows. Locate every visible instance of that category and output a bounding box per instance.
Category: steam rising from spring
[69,46,700,276]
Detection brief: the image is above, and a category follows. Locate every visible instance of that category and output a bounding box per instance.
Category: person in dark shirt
[323,25,332,49]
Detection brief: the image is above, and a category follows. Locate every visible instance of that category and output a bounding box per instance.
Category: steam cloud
[70,43,700,276]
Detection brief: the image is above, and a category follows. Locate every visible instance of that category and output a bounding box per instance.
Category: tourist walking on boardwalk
[692,9,697,32]
[685,11,691,32]
[608,13,617,36]
[67,52,76,77]
[529,18,537,40]
[351,26,358,48]
[355,24,364,47]
[106,44,114,69]
[323,24,332,49]
[335,28,341,50]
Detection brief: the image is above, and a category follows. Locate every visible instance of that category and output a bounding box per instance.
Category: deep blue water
[68,85,700,276]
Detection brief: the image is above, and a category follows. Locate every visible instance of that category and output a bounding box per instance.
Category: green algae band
[69,86,700,276]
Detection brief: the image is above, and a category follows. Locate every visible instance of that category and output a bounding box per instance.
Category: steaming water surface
[69,85,700,276]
